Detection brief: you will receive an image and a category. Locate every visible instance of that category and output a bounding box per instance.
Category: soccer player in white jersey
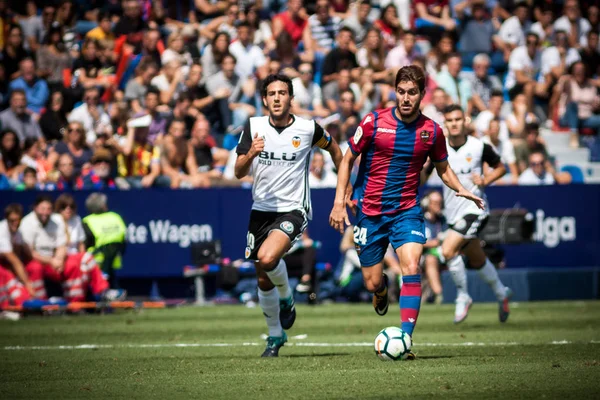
[234,74,344,357]
[425,104,513,324]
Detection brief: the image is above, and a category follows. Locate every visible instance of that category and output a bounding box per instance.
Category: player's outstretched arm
[234,133,264,179]
[330,150,358,234]
[433,160,485,210]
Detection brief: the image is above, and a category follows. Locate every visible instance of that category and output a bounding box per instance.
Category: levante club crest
[420,130,431,143]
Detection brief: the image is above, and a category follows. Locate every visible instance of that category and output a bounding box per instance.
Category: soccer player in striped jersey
[329,66,483,358]
[235,74,344,357]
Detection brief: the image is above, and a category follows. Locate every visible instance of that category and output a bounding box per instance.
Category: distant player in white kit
[234,74,344,357]
[424,104,513,323]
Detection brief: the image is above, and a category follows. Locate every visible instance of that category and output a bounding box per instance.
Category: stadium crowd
[0,0,598,191]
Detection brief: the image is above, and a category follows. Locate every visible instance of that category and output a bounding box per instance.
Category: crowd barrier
[1,185,599,278]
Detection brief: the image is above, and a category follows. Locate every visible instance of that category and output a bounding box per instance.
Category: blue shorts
[354,206,426,267]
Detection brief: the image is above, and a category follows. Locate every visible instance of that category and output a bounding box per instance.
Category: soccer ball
[374,327,412,361]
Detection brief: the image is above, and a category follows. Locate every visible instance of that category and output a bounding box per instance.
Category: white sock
[265,259,292,300]
[477,258,507,301]
[447,255,469,299]
[258,287,283,337]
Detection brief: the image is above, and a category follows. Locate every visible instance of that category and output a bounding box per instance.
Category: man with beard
[234,74,344,357]
[20,195,125,302]
[78,148,116,190]
[329,66,484,359]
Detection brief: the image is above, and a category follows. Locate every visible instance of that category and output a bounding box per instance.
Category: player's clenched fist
[248,133,265,158]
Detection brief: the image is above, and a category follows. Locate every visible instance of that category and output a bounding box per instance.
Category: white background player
[234,74,344,357]
[424,104,512,324]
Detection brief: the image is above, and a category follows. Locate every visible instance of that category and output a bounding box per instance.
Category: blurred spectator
[268,31,303,78]
[539,30,581,91]
[385,30,420,71]
[160,118,206,188]
[19,138,48,184]
[48,121,93,177]
[117,116,166,188]
[113,0,148,44]
[436,53,472,114]
[72,39,108,91]
[169,92,201,136]
[82,192,127,288]
[241,4,273,50]
[201,32,231,79]
[482,119,519,184]
[0,89,43,143]
[554,62,600,147]
[291,62,329,119]
[308,150,337,188]
[514,122,547,172]
[412,56,438,106]
[272,0,310,49]
[323,68,358,113]
[374,4,402,50]
[413,0,457,44]
[79,147,116,190]
[49,153,77,190]
[184,63,214,116]
[36,23,72,90]
[3,24,29,80]
[356,29,388,82]
[0,203,34,304]
[206,53,257,147]
[504,32,543,112]
[475,89,509,139]
[86,12,115,42]
[321,27,359,86]
[343,0,373,46]
[338,89,361,139]
[308,0,341,55]
[151,59,184,106]
[138,88,167,145]
[469,54,502,116]
[14,166,38,191]
[8,58,49,114]
[229,21,268,81]
[138,28,162,68]
[189,118,229,184]
[19,1,46,52]
[200,2,241,41]
[553,0,590,49]
[0,129,23,181]
[457,1,502,71]
[518,150,571,185]
[52,193,86,254]
[579,30,600,79]
[506,93,538,140]
[422,87,448,126]
[161,31,193,74]
[421,190,446,304]
[495,1,531,60]
[354,68,382,118]
[39,90,69,142]
[426,32,455,74]
[68,86,111,145]
[124,59,159,114]
[530,3,555,45]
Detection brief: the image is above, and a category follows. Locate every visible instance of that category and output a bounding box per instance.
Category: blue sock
[399,274,422,337]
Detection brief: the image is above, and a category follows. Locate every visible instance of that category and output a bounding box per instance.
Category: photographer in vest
[83,193,127,288]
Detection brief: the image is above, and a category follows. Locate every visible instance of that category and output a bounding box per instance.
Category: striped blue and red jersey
[348,107,448,217]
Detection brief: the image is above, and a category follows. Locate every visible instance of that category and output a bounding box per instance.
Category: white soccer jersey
[442,135,502,224]
[0,219,23,254]
[236,115,331,218]
[19,212,67,258]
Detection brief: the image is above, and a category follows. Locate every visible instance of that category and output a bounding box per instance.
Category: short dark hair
[490,89,504,98]
[526,32,540,42]
[168,117,186,131]
[394,65,426,92]
[4,203,23,219]
[146,86,160,97]
[10,89,26,99]
[261,74,294,98]
[222,52,237,64]
[339,26,354,37]
[525,121,540,132]
[23,166,36,176]
[442,104,464,115]
[236,20,251,29]
[34,194,54,207]
[97,11,111,22]
[54,193,77,213]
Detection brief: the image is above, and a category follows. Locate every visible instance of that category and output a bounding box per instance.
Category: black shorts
[449,213,489,239]
[245,209,307,260]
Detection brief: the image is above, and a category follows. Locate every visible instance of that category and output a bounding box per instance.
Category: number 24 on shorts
[354,226,367,245]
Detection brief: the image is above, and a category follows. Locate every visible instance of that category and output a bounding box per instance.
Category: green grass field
[1,301,600,399]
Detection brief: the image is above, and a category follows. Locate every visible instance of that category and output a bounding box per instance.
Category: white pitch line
[3,340,600,351]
